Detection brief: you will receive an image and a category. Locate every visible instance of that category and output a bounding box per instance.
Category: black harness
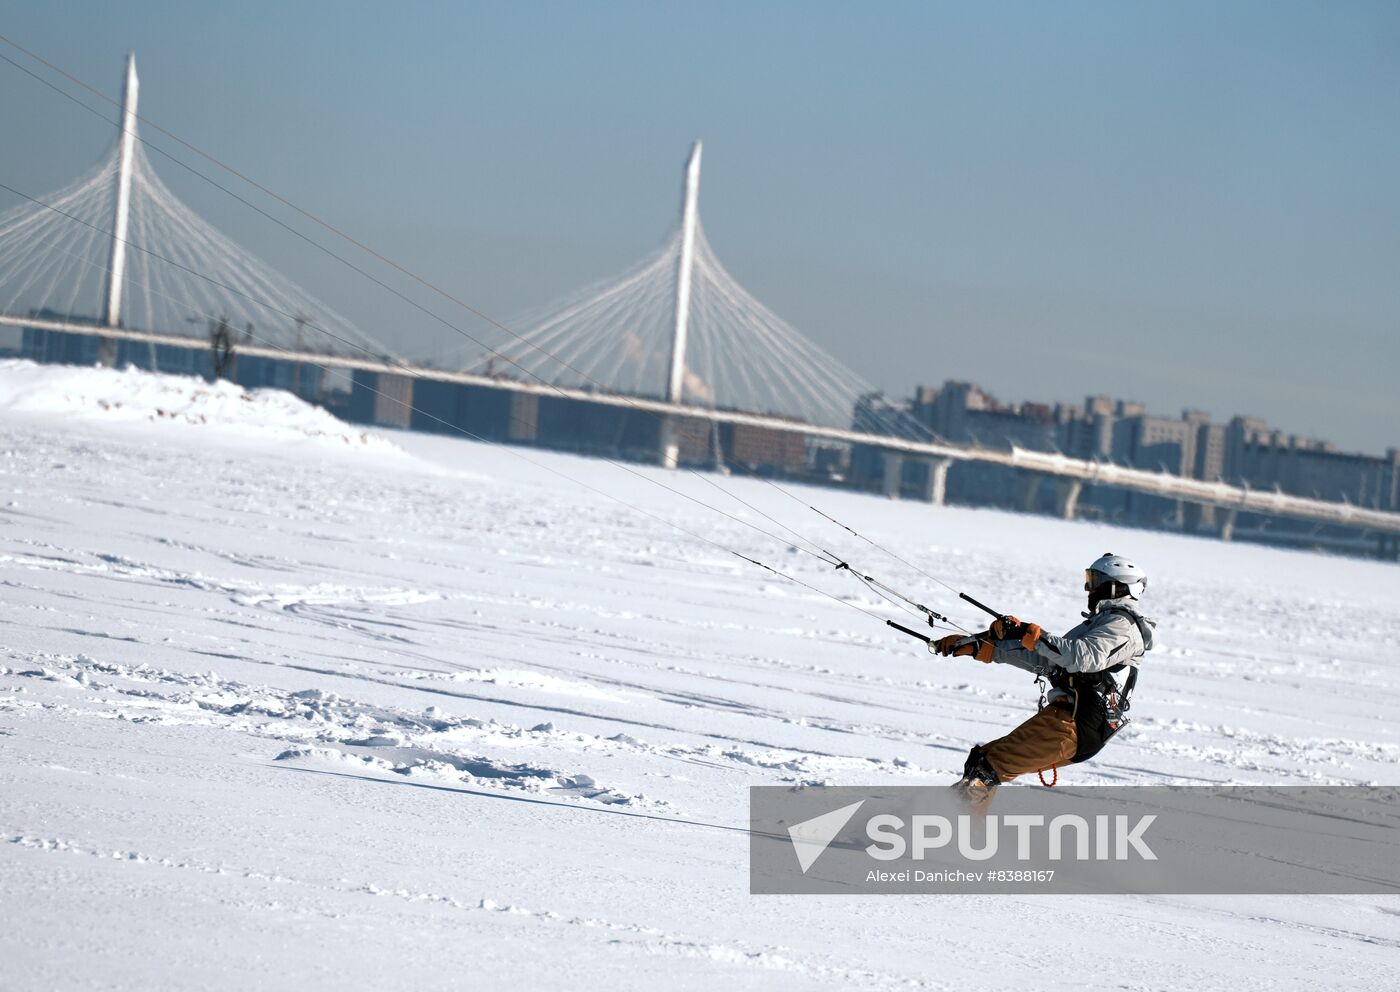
[1046,608,1147,764]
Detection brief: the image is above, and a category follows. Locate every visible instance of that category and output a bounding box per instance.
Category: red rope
[1038,765,1058,787]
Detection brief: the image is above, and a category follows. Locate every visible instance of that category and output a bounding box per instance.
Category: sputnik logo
[787,800,865,873]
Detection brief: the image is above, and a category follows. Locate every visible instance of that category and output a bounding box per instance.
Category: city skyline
[0,1,1396,452]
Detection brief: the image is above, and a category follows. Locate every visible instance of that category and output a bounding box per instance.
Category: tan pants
[983,702,1078,782]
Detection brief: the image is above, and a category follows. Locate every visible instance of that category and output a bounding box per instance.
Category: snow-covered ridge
[0,359,398,452]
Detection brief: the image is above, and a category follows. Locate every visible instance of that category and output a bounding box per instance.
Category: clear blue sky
[1,1,1397,451]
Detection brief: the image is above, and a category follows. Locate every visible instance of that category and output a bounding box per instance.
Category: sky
[0,1,1396,452]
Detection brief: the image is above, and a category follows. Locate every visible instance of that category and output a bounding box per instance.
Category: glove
[932,634,962,655]
[990,615,1042,650]
[933,633,995,662]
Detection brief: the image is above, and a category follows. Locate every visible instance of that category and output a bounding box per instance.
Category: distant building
[859,377,1399,554]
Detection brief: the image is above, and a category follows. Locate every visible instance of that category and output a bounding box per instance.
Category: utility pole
[99,53,139,366]
[660,140,702,469]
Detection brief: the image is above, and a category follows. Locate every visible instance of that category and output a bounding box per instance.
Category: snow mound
[0,359,398,452]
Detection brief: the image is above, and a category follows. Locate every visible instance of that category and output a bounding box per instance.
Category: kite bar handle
[887,620,934,644]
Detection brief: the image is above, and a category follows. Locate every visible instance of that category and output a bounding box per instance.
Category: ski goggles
[1085,568,1147,593]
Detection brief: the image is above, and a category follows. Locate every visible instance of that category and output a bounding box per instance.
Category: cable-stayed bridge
[450,143,916,456]
[2,54,1399,547]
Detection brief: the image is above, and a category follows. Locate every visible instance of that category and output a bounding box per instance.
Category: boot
[949,745,1000,815]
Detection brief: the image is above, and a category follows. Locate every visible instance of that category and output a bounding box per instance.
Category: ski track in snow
[2,362,1399,990]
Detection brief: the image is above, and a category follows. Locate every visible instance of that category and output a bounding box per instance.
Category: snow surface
[2,361,1398,990]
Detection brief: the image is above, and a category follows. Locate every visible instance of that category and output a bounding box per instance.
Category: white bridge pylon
[464,143,930,444]
[0,54,390,359]
[659,140,703,468]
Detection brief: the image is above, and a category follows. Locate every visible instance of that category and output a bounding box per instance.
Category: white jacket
[990,596,1155,679]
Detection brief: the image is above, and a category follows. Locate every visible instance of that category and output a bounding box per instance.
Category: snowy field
[2,360,1399,990]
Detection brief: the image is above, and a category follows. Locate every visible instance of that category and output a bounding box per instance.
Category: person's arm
[983,617,1052,674]
[988,640,1050,674]
[1031,615,1139,673]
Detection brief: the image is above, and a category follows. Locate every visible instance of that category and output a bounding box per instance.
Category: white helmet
[1085,552,1147,601]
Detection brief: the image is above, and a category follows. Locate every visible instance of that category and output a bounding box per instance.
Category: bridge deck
[6,312,1399,537]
